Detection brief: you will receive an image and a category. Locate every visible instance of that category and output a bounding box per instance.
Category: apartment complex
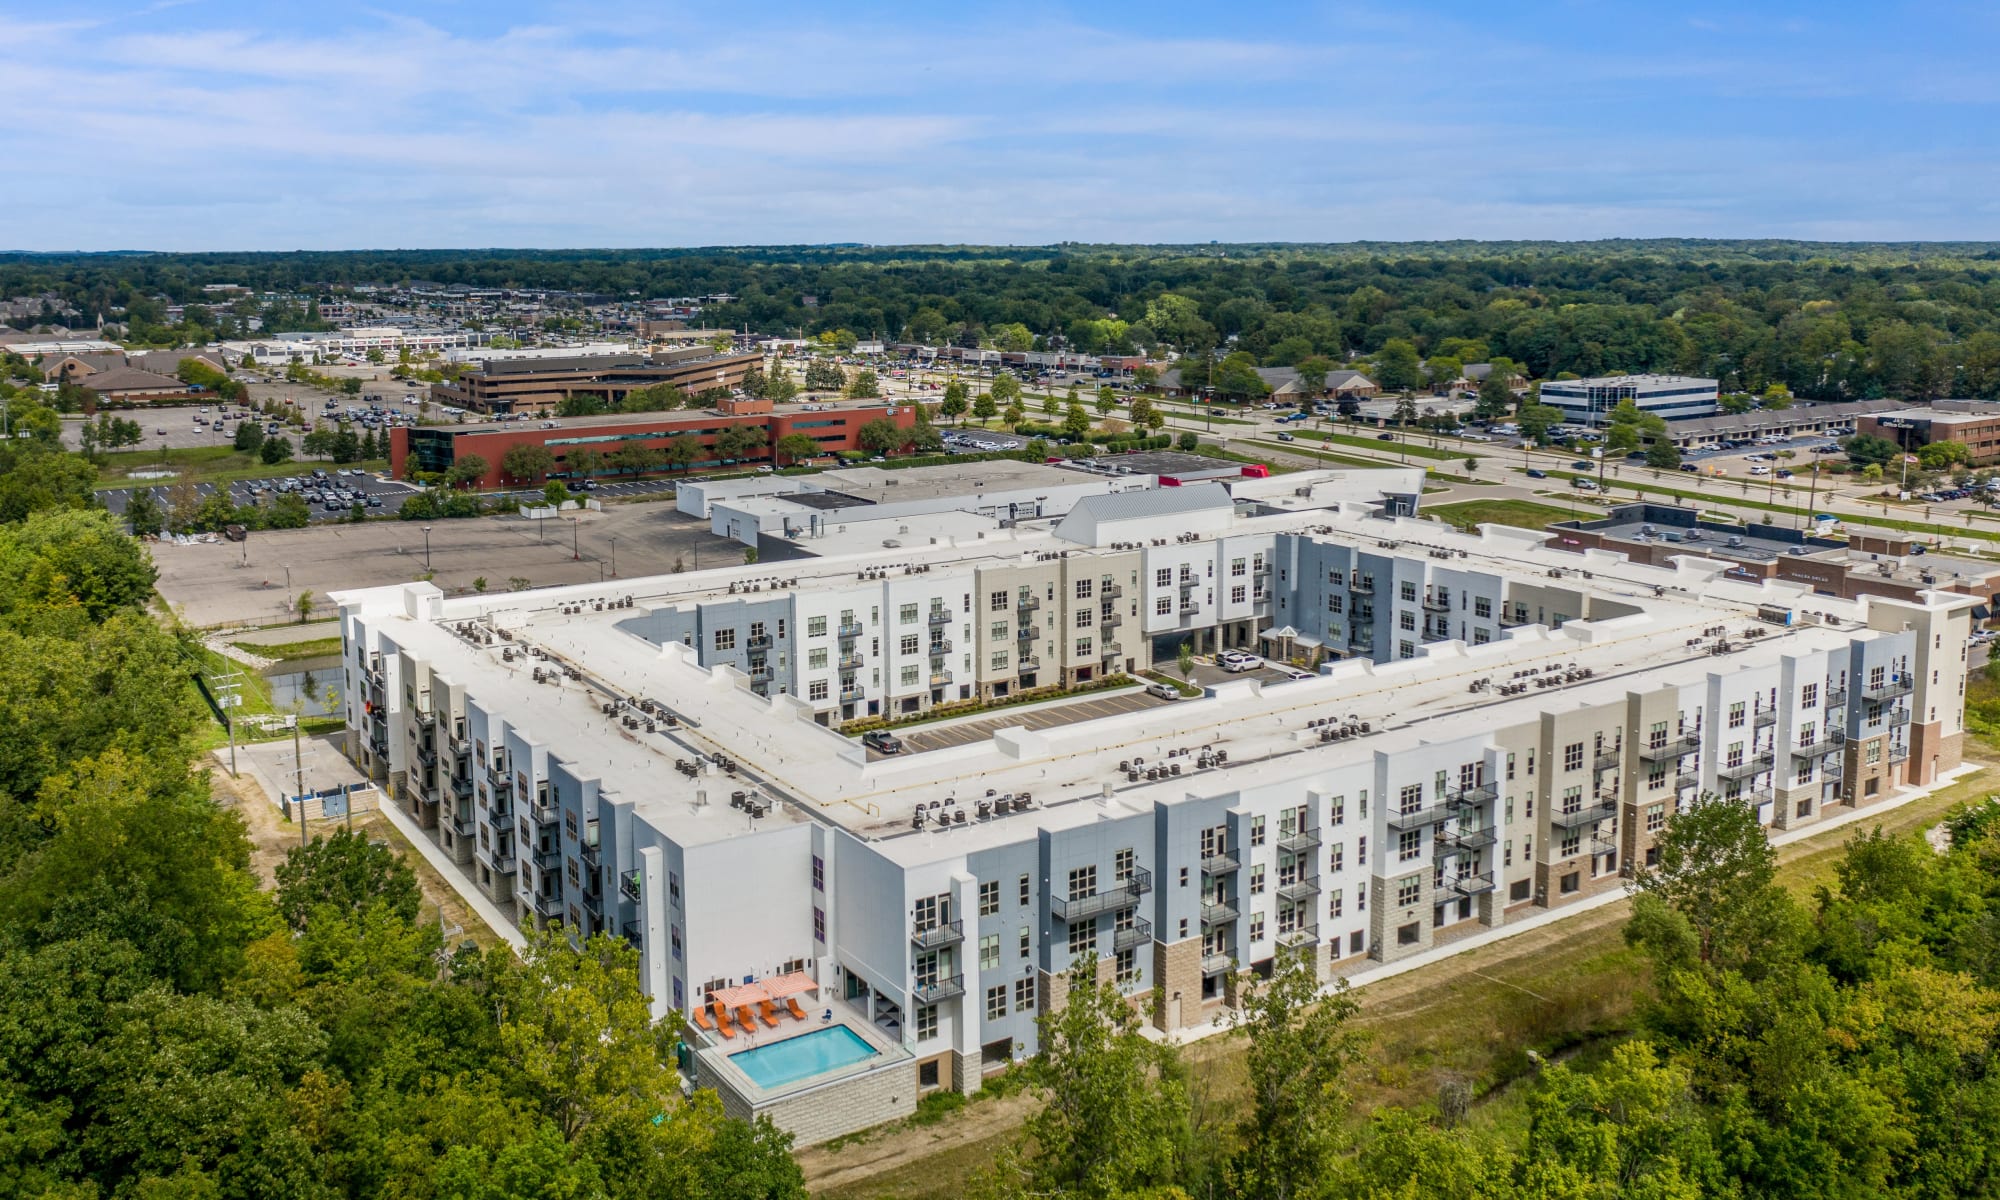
[334,486,1972,1147]
[390,403,919,490]
[1539,374,1719,426]
[427,348,762,415]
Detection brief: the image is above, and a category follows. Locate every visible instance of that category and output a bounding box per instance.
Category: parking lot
[888,685,1164,755]
[152,502,741,627]
[100,470,419,523]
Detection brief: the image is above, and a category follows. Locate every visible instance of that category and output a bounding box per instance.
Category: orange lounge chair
[712,1002,737,1039]
[736,1005,759,1031]
[692,1006,715,1032]
[786,997,809,1021]
[757,999,781,1027]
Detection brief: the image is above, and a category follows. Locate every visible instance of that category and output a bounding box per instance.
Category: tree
[1392,395,1419,426]
[857,419,906,456]
[1213,352,1270,401]
[973,391,998,422]
[1041,393,1060,417]
[274,828,421,932]
[1063,403,1091,441]
[267,492,310,528]
[620,383,685,413]
[444,453,489,490]
[1294,355,1332,397]
[1425,354,1464,394]
[802,359,845,392]
[845,370,880,400]
[1647,438,1683,469]
[1918,440,1969,472]
[1177,431,1198,452]
[1004,401,1026,425]
[231,421,264,454]
[940,380,969,423]
[1095,385,1116,416]
[0,509,158,620]
[1627,793,1792,975]
[330,428,360,464]
[1524,1040,1726,1196]
[989,374,1022,411]
[542,481,568,507]
[1374,339,1422,392]
[1476,360,1518,419]
[1844,433,1901,469]
[566,447,604,482]
[663,434,703,473]
[1516,402,1562,444]
[613,441,663,478]
[774,433,819,466]
[762,364,798,403]
[1129,396,1157,428]
[501,443,557,485]
[296,591,315,622]
[123,489,163,537]
[1230,946,1364,1200]
[301,428,334,459]
[908,405,945,454]
[1023,965,1194,1198]
[261,435,294,465]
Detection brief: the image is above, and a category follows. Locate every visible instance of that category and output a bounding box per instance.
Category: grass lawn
[1299,428,1465,462]
[97,445,387,488]
[230,635,342,660]
[192,647,341,750]
[1426,499,1582,531]
[1528,467,2000,545]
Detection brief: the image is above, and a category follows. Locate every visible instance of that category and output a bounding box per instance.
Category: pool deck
[688,998,918,1145]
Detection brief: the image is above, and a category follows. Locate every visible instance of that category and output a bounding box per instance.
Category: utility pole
[292,715,307,848]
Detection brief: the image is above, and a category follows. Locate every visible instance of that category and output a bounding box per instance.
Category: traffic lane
[891,687,1167,755]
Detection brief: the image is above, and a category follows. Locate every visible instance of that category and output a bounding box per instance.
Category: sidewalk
[1149,760,1986,1046]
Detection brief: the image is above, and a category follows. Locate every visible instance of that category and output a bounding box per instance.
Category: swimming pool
[731,1025,879,1089]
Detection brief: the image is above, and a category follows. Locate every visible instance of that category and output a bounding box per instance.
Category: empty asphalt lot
[894,686,1164,754]
[155,502,744,627]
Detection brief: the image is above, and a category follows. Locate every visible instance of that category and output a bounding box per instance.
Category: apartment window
[1019,873,1031,906]
[1231,585,1247,604]
[812,855,825,891]
[1231,557,1247,577]
[808,616,826,637]
[1014,977,1036,1011]
[979,880,1000,915]
[1399,581,1417,602]
[1646,803,1665,832]
[1075,608,1094,628]
[1115,948,1139,986]
[1250,864,1266,895]
[1251,815,1266,847]
[809,648,827,670]
[1067,921,1098,959]
[1560,873,1580,896]
[1114,848,1135,882]
[1399,641,1415,659]
[1560,832,1581,858]
[809,680,829,702]
[1358,836,1367,866]
[900,666,919,687]
[1726,741,1745,769]
[1250,913,1266,941]
[1075,579,1094,599]
[900,634,919,656]
[1646,763,1667,790]
[980,934,1000,970]
[1067,865,1098,900]
[1397,827,1422,861]
[1562,742,1583,772]
[1561,784,1583,816]
[713,628,736,652]
[986,985,1008,1021]
[1795,760,1814,786]
[1330,795,1345,826]
[1802,682,1819,708]
[1396,875,1421,907]
[1328,889,1343,918]
[1156,596,1173,616]
[1329,842,1344,873]
[1729,701,1746,728]
[1329,569,1345,586]
[989,590,1009,612]
[900,603,918,625]
[813,906,825,942]
[1474,596,1492,618]
[991,652,1010,671]
[1869,665,1885,690]
[1155,568,1172,588]
[1020,927,1031,958]
[916,1005,938,1040]
[1358,882,1367,910]
[1866,740,1882,764]
[1328,595,1344,614]
[1399,611,1416,632]
[1503,839,1512,867]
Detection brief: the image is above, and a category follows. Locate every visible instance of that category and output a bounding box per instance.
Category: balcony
[1549,799,1618,830]
[1049,867,1151,922]
[1200,850,1240,876]
[1754,708,1777,729]
[746,633,773,650]
[1017,655,1040,672]
[1738,787,1774,806]
[1715,753,1775,781]
[928,639,952,655]
[531,893,564,919]
[1275,927,1317,950]
[1277,878,1320,903]
[910,919,964,950]
[1593,748,1622,771]
[1200,952,1235,977]
[913,975,965,1004]
[1420,628,1450,644]
[1200,900,1239,927]
[1863,677,1913,702]
[580,842,600,871]
[1178,598,1200,615]
[1101,582,1124,600]
[838,652,865,670]
[1674,771,1699,791]
[748,664,773,682]
[1448,872,1497,898]
[1253,561,1271,577]
[1499,613,1531,627]
[416,744,438,770]
[839,685,866,703]
[929,609,953,626]
[1445,782,1498,810]
[837,620,864,639]
[1348,628,1374,648]
[1349,577,1375,595]
[1113,918,1152,953]
[1101,644,1122,664]
[1422,593,1449,612]
[1177,577,1197,593]
[450,774,473,799]
[621,919,642,951]
[1016,595,1040,613]
[928,670,954,688]
[532,844,561,870]
[1638,734,1700,761]
[1276,826,1321,854]
[449,808,476,837]
[413,708,436,729]
[619,869,641,902]
[1387,803,1452,831]
[1890,744,1910,765]
[580,889,602,919]
[1825,686,1848,709]
[1016,624,1036,642]
[1437,826,1497,854]
[1887,707,1911,728]
[1793,732,1846,758]
[1099,610,1122,629]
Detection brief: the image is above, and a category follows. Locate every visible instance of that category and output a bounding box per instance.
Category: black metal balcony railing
[1275,926,1317,949]
[1638,735,1701,761]
[1016,595,1040,612]
[1200,900,1239,927]
[1422,594,1448,612]
[1888,707,1912,727]
[1276,827,1321,854]
[1499,613,1531,627]
[580,889,602,919]
[450,809,476,837]
[1101,582,1124,600]
[1438,826,1497,854]
[928,671,953,688]
[1348,628,1374,647]
[1099,610,1122,629]
[580,842,600,871]
[1049,867,1151,923]
[1754,708,1777,728]
[1178,598,1200,615]
[1100,643,1122,661]
[1387,802,1452,831]
[413,708,436,729]
[910,919,964,950]
[1276,878,1320,903]
[1349,577,1374,595]
[1715,753,1775,781]
[1113,917,1152,953]
[749,665,773,682]
[1825,686,1848,709]
[1793,731,1846,758]
[619,869,641,902]
[746,633,773,650]
[1445,782,1499,809]
[1017,655,1041,672]
[1863,677,1913,702]
[1593,748,1622,771]
[532,845,561,870]
[838,652,865,670]
[1674,771,1699,791]
[1549,799,1618,830]
[621,919,642,951]
[1889,744,1911,765]
[1016,624,1036,641]
[913,975,965,1004]
[837,620,863,639]
[416,744,439,769]
[1200,850,1240,876]
[929,609,952,626]
[1200,952,1235,976]
[929,638,953,655]
[840,685,866,703]
[450,774,473,799]
[1449,872,1497,898]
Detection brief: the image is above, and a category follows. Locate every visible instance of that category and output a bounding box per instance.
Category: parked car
[1275,431,1296,442]
[1219,651,1262,673]
[861,731,904,755]
[1525,468,1548,479]
[1145,682,1182,701]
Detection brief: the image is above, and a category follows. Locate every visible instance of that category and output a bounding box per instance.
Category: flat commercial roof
[445,401,902,437]
[809,462,1091,503]
[345,503,1951,867]
[1073,451,1242,478]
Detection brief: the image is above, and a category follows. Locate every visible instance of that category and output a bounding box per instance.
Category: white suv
[1218,651,1262,673]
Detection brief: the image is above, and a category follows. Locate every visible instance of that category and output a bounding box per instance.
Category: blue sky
[3,1,1996,249]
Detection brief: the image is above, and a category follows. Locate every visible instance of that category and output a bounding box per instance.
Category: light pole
[569,517,579,561]
[609,535,618,577]
[422,525,432,571]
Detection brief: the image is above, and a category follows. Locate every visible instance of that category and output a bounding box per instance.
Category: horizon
[5,1,1997,251]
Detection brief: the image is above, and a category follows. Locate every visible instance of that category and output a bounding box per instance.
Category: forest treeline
[8,242,2000,400]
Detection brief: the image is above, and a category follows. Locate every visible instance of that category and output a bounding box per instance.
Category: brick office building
[391,403,920,489]
[1857,401,2000,466]
[429,348,764,415]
